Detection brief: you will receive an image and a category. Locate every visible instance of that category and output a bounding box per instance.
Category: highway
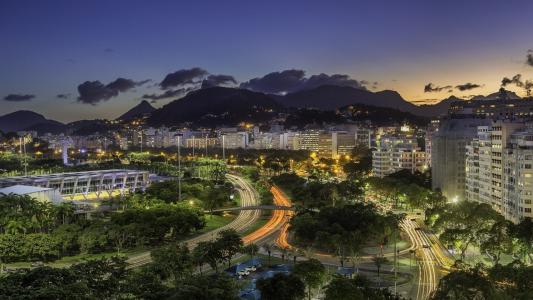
[401,217,454,300]
[127,173,261,268]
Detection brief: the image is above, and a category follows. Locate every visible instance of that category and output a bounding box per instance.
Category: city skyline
[2,0,533,122]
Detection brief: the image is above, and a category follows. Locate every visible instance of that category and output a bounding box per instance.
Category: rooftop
[0,185,54,195]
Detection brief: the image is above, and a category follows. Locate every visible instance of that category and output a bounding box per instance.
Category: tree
[70,257,129,299]
[324,275,364,300]
[124,269,169,300]
[170,274,239,300]
[293,259,327,300]
[263,243,273,266]
[194,241,223,274]
[216,229,243,269]
[243,243,259,260]
[432,267,496,300]
[257,273,306,300]
[151,243,193,284]
[372,256,388,286]
[0,266,90,299]
[479,220,514,265]
[108,223,134,254]
[509,217,533,264]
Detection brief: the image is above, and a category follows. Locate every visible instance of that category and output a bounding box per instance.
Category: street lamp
[177,133,183,202]
[221,133,226,162]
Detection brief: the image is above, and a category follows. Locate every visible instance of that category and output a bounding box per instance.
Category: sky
[1,0,533,122]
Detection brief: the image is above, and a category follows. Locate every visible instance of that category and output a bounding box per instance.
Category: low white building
[0,185,64,204]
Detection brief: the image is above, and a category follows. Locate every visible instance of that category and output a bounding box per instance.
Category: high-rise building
[503,128,533,222]
[465,121,525,213]
[431,118,490,201]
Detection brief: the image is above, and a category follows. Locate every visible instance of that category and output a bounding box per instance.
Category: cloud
[239,69,305,94]
[160,67,208,89]
[56,93,70,99]
[201,74,237,88]
[3,94,35,102]
[142,89,186,101]
[104,48,114,53]
[424,83,452,93]
[455,83,482,91]
[239,70,366,94]
[501,74,532,96]
[527,50,533,67]
[501,74,524,87]
[77,77,148,105]
[300,73,366,91]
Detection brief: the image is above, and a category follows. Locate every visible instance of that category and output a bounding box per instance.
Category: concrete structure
[372,135,426,177]
[0,169,150,201]
[222,132,248,149]
[503,128,533,222]
[431,118,490,200]
[0,185,63,204]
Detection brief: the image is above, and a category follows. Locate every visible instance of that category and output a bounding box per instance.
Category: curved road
[127,174,261,268]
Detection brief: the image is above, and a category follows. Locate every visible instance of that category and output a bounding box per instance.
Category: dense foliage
[290,203,400,265]
[0,194,205,263]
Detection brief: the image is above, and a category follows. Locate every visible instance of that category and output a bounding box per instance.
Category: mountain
[148,87,282,127]
[0,110,65,133]
[281,85,422,115]
[418,96,465,117]
[117,100,156,120]
[470,90,521,101]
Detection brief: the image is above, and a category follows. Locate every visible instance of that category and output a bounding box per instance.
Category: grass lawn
[197,213,236,235]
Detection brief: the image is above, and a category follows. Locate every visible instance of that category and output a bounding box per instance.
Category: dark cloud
[301,73,366,91]
[239,70,366,94]
[501,74,532,96]
[142,89,186,101]
[501,74,524,87]
[239,69,306,94]
[3,94,35,102]
[77,81,118,105]
[104,48,114,53]
[160,67,208,89]
[201,74,237,88]
[455,83,482,91]
[424,83,452,93]
[527,50,533,67]
[56,93,70,99]
[77,77,148,105]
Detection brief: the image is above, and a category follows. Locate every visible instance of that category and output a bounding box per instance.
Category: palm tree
[263,244,273,266]
[372,255,388,287]
[5,219,24,234]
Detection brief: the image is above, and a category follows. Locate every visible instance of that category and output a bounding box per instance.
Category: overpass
[209,205,294,212]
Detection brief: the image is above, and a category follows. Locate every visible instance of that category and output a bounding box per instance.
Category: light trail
[127,173,260,268]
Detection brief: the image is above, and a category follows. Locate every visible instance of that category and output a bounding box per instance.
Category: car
[410,218,417,221]
[237,270,250,276]
[422,244,430,249]
[245,266,257,272]
[415,227,422,230]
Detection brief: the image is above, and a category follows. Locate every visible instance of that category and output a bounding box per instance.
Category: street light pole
[177,134,182,201]
[222,134,226,162]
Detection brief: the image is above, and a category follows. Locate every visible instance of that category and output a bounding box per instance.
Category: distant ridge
[0,110,64,133]
[117,100,156,120]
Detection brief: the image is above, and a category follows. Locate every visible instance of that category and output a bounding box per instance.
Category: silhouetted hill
[0,111,65,133]
[339,103,429,126]
[148,87,282,127]
[281,85,422,114]
[117,100,156,120]
[418,96,464,117]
